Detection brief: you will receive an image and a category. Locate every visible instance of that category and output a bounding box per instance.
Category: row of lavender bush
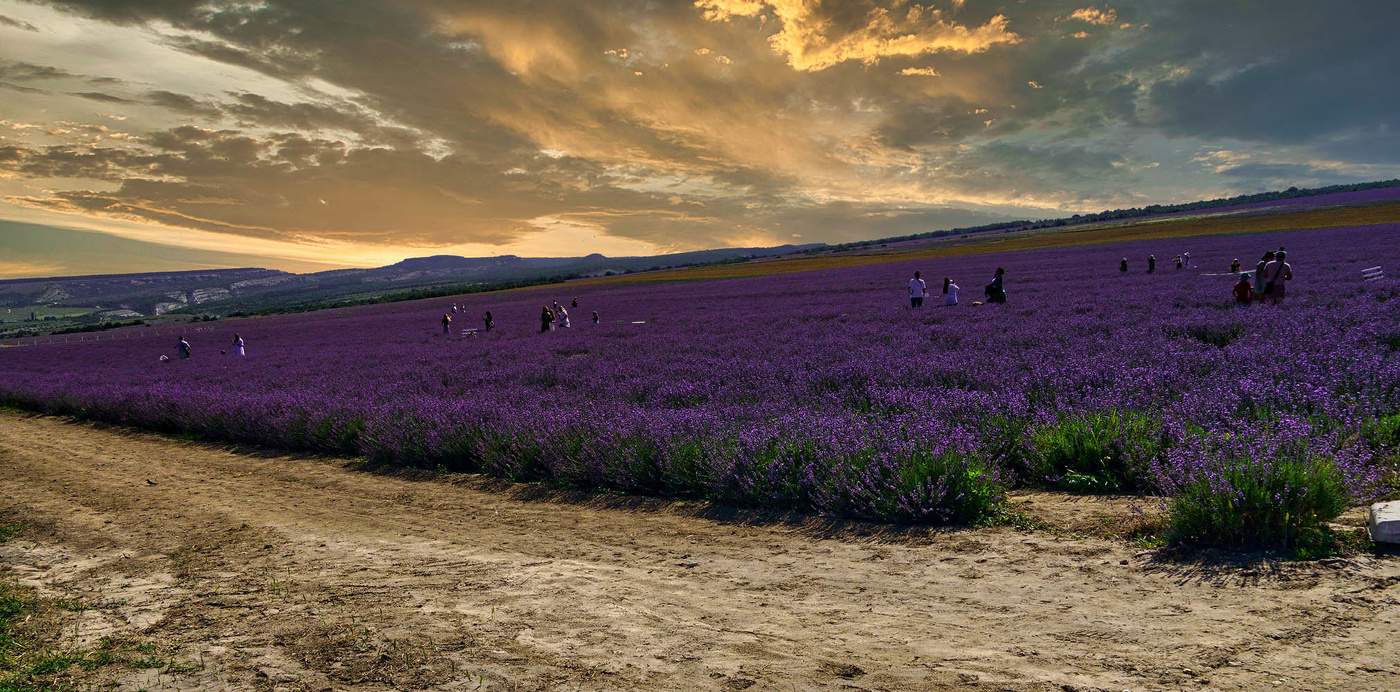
[3,225,1397,550]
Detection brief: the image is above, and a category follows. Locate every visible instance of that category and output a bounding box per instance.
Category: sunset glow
[1,0,1396,275]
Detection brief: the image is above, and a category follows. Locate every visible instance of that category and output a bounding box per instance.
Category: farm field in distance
[2,208,1399,691]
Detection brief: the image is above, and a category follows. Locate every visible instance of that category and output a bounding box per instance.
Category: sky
[1,0,1397,278]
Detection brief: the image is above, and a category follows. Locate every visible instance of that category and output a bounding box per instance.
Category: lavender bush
[2,224,1397,537]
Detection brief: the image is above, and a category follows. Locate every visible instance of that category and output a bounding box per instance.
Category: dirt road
[1,411,1397,691]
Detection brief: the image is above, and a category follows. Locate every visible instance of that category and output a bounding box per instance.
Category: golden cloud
[1068,7,1119,26]
[695,1,1020,71]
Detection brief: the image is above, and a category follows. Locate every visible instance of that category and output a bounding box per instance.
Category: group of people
[162,333,244,362]
[440,296,610,336]
[1120,246,1296,305]
[1233,248,1294,304]
[1120,251,1190,274]
[537,297,600,333]
[443,309,497,334]
[908,268,1003,306]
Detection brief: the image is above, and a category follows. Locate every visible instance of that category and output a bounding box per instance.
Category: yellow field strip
[575,203,1400,284]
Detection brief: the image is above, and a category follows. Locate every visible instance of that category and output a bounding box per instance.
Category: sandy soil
[1,411,1397,691]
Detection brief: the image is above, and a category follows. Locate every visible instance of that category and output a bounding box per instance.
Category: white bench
[1362,265,1383,281]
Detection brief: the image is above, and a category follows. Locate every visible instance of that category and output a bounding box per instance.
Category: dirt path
[1,411,1397,691]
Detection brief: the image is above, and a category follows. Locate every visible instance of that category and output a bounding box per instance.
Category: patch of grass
[1167,454,1351,557]
[0,525,24,544]
[0,522,197,690]
[1021,411,1166,493]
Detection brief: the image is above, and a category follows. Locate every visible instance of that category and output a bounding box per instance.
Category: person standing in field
[1147,255,1156,273]
[176,336,191,359]
[1183,251,1191,267]
[1254,251,1275,300]
[558,306,571,328]
[987,268,1007,303]
[441,313,452,334]
[592,310,600,324]
[232,333,245,356]
[908,271,927,307]
[1233,274,1253,304]
[1262,250,1293,304]
[943,278,959,306]
[483,310,494,332]
[540,306,553,333]
[1120,258,1128,273]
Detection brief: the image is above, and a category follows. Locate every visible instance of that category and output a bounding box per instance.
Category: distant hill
[0,243,821,336]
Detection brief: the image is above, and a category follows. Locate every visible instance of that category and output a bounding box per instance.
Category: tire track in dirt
[2,411,1398,691]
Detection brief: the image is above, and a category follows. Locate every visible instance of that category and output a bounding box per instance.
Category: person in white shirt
[232,333,245,356]
[943,278,959,306]
[558,307,571,328]
[908,271,927,307]
[1261,250,1293,304]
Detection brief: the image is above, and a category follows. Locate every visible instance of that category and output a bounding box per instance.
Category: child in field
[1233,274,1253,304]
[943,278,959,306]
[233,333,245,356]
[1230,258,1241,274]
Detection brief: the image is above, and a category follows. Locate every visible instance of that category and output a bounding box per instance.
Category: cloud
[0,14,40,31]
[0,0,1395,271]
[1067,7,1118,26]
[695,0,1020,71]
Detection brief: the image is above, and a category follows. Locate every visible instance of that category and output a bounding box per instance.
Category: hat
[1240,273,1250,281]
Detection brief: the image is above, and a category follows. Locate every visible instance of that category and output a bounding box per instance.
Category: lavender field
[4,225,1399,544]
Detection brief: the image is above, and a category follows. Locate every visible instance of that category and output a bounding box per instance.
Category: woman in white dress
[232,333,246,356]
[943,278,959,306]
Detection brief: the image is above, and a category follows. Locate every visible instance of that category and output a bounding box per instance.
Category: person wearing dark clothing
[571,297,579,309]
[1230,258,1241,274]
[1147,255,1156,273]
[592,310,600,324]
[176,337,191,359]
[483,310,494,332]
[540,306,553,333]
[986,268,1007,304]
[1233,274,1253,304]
[1120,258,1128,273]
[441,313,452,334]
